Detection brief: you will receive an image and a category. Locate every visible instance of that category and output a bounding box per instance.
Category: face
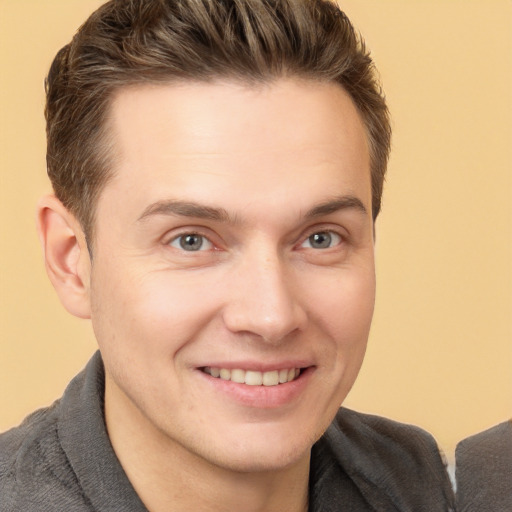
[87,79,375,473]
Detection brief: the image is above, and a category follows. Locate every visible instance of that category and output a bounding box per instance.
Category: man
[0,1,454,510]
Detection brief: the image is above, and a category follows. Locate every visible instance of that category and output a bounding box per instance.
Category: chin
[211,446,309,474]
[195,427,318,473]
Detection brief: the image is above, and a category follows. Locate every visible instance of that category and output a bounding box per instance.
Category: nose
[222,248,307,343]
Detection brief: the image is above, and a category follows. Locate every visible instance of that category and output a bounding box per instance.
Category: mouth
[201,367,302,386]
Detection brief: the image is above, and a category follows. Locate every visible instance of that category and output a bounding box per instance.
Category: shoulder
[0,402,61,483]
[456,420,512,457]
[455,420,512,512]
[0,402,90,512]
[312,408,455,511]
[331,407,444,462]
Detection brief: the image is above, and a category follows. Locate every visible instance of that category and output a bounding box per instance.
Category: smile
[202,367,301,386]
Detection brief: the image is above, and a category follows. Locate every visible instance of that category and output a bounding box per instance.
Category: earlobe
[36,195,92,319]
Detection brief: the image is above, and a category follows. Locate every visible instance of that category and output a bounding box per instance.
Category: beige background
[1,0,510,463]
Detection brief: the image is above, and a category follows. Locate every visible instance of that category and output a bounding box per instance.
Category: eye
[301,231,342,250]
[169,233,213,252]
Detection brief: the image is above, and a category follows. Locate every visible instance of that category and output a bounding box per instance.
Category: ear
[36,195,92,319]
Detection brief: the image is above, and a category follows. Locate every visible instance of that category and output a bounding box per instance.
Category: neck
[104,375,310,512]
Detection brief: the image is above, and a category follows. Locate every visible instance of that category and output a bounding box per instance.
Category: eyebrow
[138,200,232,223]
[304,195,368,218]
[137,195,367,223]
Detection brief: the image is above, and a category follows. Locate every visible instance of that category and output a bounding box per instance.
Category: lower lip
[197,367,314,409]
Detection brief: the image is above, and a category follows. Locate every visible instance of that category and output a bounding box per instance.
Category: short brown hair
[45,0,391,241]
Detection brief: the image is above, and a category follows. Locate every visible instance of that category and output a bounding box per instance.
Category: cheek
[309,267,376,339]
[89,266,221,406]
[307,266,375,388]
[90,264,220,355]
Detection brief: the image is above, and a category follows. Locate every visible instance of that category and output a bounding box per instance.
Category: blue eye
[301,231,341,249]
[169,234,213,252]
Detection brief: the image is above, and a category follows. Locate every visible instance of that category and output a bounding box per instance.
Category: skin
[38,78,375,512]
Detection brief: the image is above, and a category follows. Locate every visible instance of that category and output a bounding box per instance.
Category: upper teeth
[203,367,300,386]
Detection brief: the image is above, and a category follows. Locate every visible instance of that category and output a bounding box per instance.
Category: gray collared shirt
[1,352,454,511]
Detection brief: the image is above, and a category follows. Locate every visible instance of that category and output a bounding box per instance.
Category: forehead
[99,79,371,223]
[109,79,368,159]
